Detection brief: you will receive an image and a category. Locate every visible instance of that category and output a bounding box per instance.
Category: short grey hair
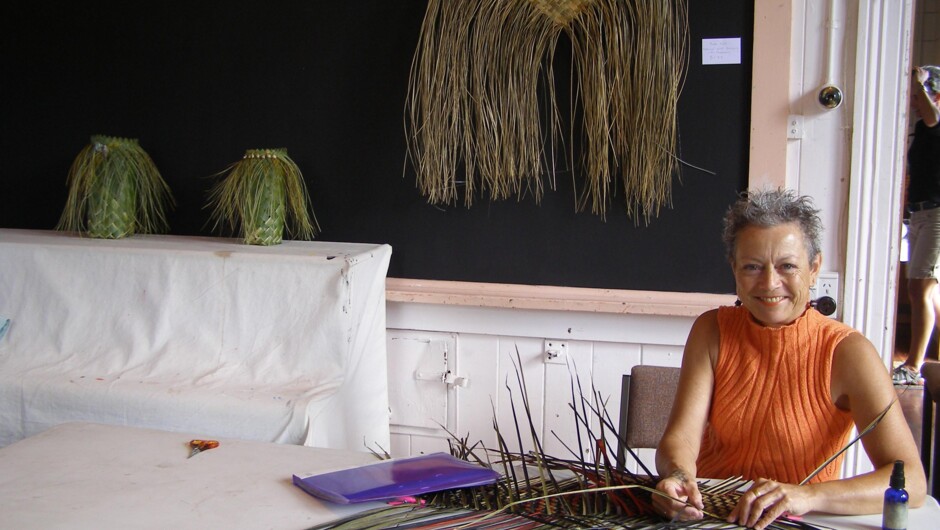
[722,188,823,263]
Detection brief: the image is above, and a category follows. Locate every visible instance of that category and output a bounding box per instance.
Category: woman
[896,65,940,385]
[653,189,926,529]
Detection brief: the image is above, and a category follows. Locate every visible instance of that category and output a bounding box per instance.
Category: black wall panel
[0,1,751,293]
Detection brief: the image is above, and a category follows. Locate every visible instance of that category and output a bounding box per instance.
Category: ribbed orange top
[696,306,855,484]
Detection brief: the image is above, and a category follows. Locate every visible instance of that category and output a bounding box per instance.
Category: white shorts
[907,208,940,280]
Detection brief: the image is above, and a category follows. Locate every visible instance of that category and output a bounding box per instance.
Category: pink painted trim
[748,0,791,189]
[386,278,736,317]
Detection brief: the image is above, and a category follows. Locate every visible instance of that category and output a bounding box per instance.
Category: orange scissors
[188,439,219,458]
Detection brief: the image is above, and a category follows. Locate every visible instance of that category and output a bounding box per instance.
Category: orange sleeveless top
[696,305,855,484]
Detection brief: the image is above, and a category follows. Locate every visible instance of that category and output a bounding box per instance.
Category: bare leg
[931,286,940,362]
[906,277,939,370]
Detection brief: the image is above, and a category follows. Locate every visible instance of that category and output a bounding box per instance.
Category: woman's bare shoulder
[693,308,720,328]
[685,309,721,366]
[831,331,893,408]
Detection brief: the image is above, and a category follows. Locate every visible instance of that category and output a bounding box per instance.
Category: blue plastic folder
[292,452,500,504]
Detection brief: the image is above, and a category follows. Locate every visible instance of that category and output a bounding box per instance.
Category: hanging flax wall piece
[405,0,689,223]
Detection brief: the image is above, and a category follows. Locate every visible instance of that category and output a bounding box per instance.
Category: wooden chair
[616,365,681,473]
[922,361,940,497]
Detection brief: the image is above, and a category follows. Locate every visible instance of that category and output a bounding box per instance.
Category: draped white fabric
[0,229,391,450]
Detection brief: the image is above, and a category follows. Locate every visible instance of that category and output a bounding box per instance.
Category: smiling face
[731,222,821,327]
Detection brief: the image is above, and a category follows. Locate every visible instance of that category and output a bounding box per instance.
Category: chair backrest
[921,362,940,497]
[616,365,681,469]
[923,361,940,401]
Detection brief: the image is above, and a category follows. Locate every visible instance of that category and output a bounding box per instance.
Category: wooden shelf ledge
[386,278,736,317]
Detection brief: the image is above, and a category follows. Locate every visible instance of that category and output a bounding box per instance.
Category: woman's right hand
[653,469,704,521]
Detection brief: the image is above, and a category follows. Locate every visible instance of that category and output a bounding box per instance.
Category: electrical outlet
[544,340,568,364]
[810,272,839,318]
[814,272,838,299]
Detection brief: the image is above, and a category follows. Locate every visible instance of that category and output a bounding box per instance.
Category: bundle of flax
[206,148,319,246]
[405,0,689,223]
[57,135,173,239]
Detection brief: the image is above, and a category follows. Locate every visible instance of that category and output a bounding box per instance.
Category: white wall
[788,0,856,273]
[914,0,939,66]
[386,303,693,474]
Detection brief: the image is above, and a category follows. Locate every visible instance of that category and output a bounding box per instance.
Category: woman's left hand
[727,478,814,530]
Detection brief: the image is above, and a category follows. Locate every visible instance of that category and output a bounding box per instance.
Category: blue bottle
[882,460,908,530]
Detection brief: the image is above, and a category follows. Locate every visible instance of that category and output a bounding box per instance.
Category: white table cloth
[0,422,385,529]
[0,229,392,450]
[0,422,937,529]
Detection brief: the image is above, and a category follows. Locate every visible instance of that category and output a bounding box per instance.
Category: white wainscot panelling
[387,330,458,458]
[387,304,698,462]
[641,343,685,367]
[488,336,547,456]
[390,432,452,457]
[541,341,641,466]
[387,302,698,344]
[388,332,545,458]
[453,333,501,451]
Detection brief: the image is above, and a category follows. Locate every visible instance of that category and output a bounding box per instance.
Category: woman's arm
[729,332,927,529]
[824,333,926,510]
[912,67,939,127]
[653,309,719,520]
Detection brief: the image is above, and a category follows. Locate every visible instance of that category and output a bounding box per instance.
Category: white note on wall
[702,38,741,65]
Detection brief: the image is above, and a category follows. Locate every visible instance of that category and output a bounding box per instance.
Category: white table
[2,422,938,529]
[0,422,386,529]
[803,498,939,529]
[0,229,392,449]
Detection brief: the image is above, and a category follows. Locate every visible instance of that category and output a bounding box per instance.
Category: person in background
[653,189,925,529]
[895,65,940,385]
